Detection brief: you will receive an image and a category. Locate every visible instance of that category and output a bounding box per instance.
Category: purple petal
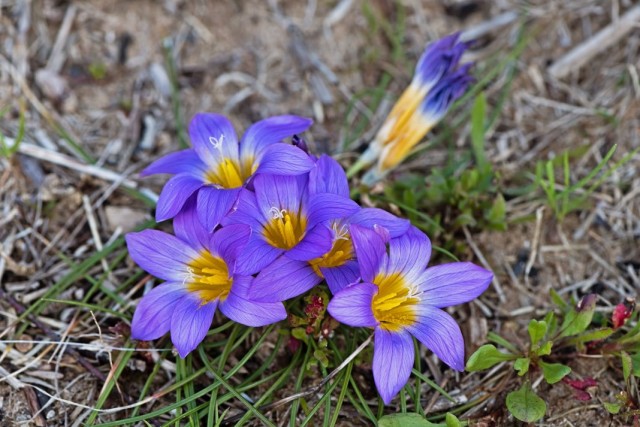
[254,174,305,216]
[196,186,241,232]
[131,282,187,341]
[388,226,432,282]
[417,262,492,308]
[306,193,360,229]
[408,306,464,371]
[415,33,466,88]
[211,224,251,267]
[140,149,208,179]
[234,238,283,276]
[222,188,264,230]
[327,282,377,327]
[250,255,322,302]
[309,154,349,198]
[221,276,288,325]
[170,294,217,358]
[173,197,211,252]
[155,174,203,222]
[321,260,360,294]
[348,208,410,238]
[373,328,414,405]
[239,115,313,162]
[286,224,333,261]
[126,230,199,282]
[350,224,386,282]
[189,113,239,168]
[255,144,315,176]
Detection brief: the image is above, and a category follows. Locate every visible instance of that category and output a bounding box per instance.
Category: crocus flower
[224,172,360,277]
[354,33,473,185]
[327,225,493,404]
[249,155,410,301]
[125,201,287,357]
[142,113,314,230]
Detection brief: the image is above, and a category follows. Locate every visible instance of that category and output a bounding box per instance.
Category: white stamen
[332,222,349,241]
[269,207,286,220]
[182,267,196,285]
[209,134,225,150]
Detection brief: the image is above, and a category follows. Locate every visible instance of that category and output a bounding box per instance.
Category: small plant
[468,292,640,423]
[0,102,26,158]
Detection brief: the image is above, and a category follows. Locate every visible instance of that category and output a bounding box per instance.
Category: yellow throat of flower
[263,208,307,250]
[205,157,256,189]
[372,272,419,331]
[309,224,354,276]
[186,251,233,303]
[374,83,436,172]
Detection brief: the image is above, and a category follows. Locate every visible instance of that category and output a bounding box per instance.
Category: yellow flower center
[185,251,233,303]
[309,224,353,276]
[371,272,419,331]
[204,157,256,189]
[263,208,307,250]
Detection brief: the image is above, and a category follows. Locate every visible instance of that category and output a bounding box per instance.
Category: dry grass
[0,0,639,425]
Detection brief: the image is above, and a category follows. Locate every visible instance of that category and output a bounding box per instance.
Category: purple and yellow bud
[352,33,473,185]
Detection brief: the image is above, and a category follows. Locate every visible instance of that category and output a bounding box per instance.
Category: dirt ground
[0,0,639,425]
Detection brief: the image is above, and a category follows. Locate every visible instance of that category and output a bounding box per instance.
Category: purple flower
[249,155,410,301]
[354,33,473,184]
[125,201,287,357]
[142,113,314,231]
[327,225,493,404]
[224,171,360,279]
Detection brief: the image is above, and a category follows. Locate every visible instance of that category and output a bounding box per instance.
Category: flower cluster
[126,35,491,405]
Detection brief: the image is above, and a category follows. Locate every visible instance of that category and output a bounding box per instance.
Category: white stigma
[209,134,225,151]
[269,207,286,220]
[332,222,349,241]
[182,267,196,285]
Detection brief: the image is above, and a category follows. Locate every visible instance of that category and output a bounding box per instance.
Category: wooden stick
[548,5,640,79]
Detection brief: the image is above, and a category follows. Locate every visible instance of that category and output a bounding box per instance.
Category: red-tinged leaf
[612,298,635,329]
[563,377,598,401]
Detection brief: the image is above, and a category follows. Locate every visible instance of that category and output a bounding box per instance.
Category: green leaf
[466,344,518,372]
[514,358,530,376]
[470,92,489,174]
[487,332,519,354]
[539,361,571,384]
[630,352,640,377]
[378,413,435,427]
[560,296,596,337]
[603,402,621,414]
[291,327,307,341]
[445,413,461,427]
[536,341,552,356]
[565,328,614,346]
[621,351,632,381]
[528,319,547,345]
[543,312,558,336]
[506,382,547,423]
[550,289,569,310]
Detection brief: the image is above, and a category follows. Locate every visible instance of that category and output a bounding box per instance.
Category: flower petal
[255,144,315,175]
[222,188,264,230]
[170,294,217,358]
[408,306,464,371]
[388,226,431,283]
[173,197,211,252]
[140,149,208,179]
[211,224,251,267]
[240,115,312,163]
[348,208,410,238]
[286,224,333,261]
[221,276,287,326]
[155,174,203,222]
[234,238,283,276]
[189,113,239,168]
[126,230,199,282]
[327,282,377,327]
[250,255,322,302]
[131,282,187,341]
[373,328,414,405]
[306,193,360,229]
[196,186,241,232]
[309,154,349,197]
[321,260,360,294]
[254,174,304,216]
[417,262,492,308]
[350,224,386,282]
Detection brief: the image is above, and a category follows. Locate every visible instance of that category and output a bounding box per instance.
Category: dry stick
[223,333,374,424]
[462,226,506,303]
[45,4,77,73]
[548,5,640,79]
[0,287,107,382]
[525,206,545,285]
